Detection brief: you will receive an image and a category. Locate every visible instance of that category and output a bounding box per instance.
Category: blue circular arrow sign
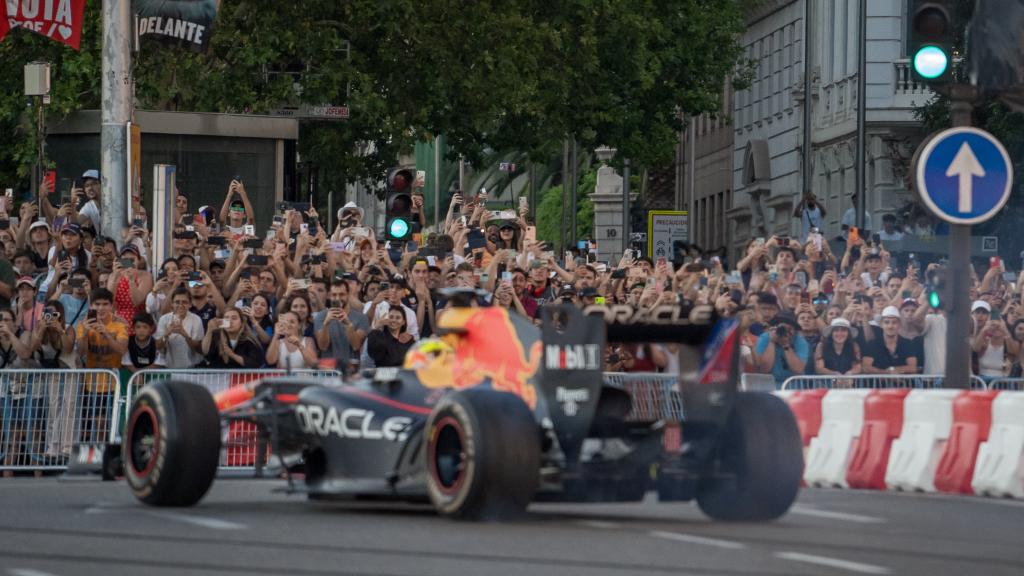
[915,127,1013,226]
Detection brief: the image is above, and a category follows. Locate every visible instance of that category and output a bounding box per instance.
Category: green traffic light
[913,45,949,79]
[389,218,411,239]
[928,290,941,309]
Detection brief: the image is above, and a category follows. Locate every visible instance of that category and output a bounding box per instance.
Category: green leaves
[0,0,746,194]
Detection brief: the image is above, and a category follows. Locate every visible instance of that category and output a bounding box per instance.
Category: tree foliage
[0,0,749,195]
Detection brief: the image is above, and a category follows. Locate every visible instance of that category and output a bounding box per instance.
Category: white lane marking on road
[790,505,885,524]
[9,569,61,576]
[649,530,747,550]
[578,520,619,530]
[775,552,891,574]
[83,501,115,515]
[146,511,247,530]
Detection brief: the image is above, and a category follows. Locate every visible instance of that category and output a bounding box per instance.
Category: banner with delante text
[2,0,88,50]
[134,0,220,52]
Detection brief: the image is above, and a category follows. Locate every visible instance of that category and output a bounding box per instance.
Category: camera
[774,324,792,338]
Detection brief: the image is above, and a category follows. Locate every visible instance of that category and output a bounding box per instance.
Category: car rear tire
[425,389,540,520]
[124,381,221,507]
[696,391,802,521]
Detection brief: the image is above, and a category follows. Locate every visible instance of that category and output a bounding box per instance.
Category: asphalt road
[0,478,1020,576]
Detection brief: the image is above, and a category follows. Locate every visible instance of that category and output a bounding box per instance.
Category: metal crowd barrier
[986,378,1024,391]
[603,372,683,422]
[780,374,989,391]
[118,369,344,470]
[740,373,777,392]
[0,370,120,472]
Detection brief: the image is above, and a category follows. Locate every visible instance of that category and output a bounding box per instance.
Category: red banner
[2,0,87,50]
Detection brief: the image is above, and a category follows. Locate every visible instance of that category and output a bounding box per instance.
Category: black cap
[770,311,800,329]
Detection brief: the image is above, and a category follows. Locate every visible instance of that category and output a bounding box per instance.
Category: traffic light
[385,168,414,241]
[909,1,954,84]
[927,269,946,310]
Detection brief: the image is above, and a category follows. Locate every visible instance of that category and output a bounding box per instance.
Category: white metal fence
[119,369,344,470]
[603,372,684,422]
[780,374,989,391]
[986,378,1024,391]
[0,370,120,471]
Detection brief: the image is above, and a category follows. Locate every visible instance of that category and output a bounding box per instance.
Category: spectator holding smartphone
[76,288,129,368]
[76,170,103,234]
[201,308,263,368]
[367,308,415,368]
[219,179,255,235]
[155,287,205,368]
[123,312,158,373]
[266,310,316,369]
[314,278,369,372]
[108,244,153,327]
[40,223,90,297]
[27,301,76,368]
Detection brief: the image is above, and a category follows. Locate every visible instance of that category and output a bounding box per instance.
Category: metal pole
[802,0,814,197]
[434,134,441,228]
[570,138,578,245]
[688,122,696,243]
[944,85,977,389]
[623,158,631,255]
[101,0,132,243]
[561,139,569,252]
[855,0,867,231]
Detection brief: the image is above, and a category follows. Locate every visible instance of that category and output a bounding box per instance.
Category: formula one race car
[119,291,802,521]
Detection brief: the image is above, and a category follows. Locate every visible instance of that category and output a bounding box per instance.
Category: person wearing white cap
[815,317,863,377]
[862,306,917,375]
[331,201,372,251]
[972,305,1015,380]
[76,169,103,235]
[970,300,992,338]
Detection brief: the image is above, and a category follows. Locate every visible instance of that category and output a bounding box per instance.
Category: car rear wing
[537,304,741,461]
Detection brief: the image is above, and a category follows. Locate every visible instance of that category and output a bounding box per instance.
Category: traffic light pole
[101,0,132,242]
[944,84,977,389]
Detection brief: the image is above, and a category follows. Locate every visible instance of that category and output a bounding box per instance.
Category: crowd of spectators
[0,177,1018,381]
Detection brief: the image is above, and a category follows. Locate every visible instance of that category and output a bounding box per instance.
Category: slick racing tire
[425,389,540,520]
[696,391,802,522]
[124,381,221,507]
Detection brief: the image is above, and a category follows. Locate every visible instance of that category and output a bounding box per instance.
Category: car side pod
[123,380,221,507]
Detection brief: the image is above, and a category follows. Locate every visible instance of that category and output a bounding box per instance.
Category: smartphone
[407,240,419,252]
[118,258,134,269]
[207,236,226,247]
[990,257,1001,269]
[380,281,391,291]
[243,238,262,249]
[69,278,85,289]
[415,170,426,188]
[656,256,667,268]
[43,170,56,192]
[725,271,742,285]
[272,215,284,225]
[576,240,587,250]
[1003,271,1018,284]
[308,221,318,236]
[246,254,268,266]
[132,218,145,228]
[848,226,861,245]
[244,224,256,236]
[646,277,657,289]
[188,271,203,281]
[795,270,808,288]
[901,290,912,299]
[182,215,194,226]
[214,249,230,260]
[501,271,513,284]
[768,264,778,282]
[221,319,231,330]
[0,220,9,231]
[992,309,1002,322]
[87,309,97,321]
[754,237,766,247]
[519,196,528,212]
[698,276,708,288]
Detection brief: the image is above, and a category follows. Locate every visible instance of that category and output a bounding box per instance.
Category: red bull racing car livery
[118,290,803,521]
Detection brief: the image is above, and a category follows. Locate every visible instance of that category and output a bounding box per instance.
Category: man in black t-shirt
[862,306,918,375]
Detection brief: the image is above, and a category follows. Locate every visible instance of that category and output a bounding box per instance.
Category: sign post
[647,211,689,260]
[914,97,1012,388]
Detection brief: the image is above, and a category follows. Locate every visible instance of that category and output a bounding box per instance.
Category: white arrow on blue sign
[915,127,1014,226]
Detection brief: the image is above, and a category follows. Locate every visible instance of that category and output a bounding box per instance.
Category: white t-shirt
[921,314,947,376]
[841,208,873,235]
[154,311,205,368]
[80,200,102,234]
[39,245,93,297]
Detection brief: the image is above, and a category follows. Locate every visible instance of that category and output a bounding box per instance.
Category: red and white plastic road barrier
[847,389,911,490]
[935,390,999,495]
[972,392,1024,498]
[804,389,872,488]
[885,389,961,493]
[778,387,1024,499]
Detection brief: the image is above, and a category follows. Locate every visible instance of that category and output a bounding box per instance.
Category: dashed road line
[577,520,620,530]
[790,505,886,524]
[145,511,247,531]
[649,530,747,550]
[9,569,61,576]
[775,551,891,574]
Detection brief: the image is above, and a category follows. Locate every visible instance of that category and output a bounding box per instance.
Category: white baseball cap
[972,300,991,313]
[881,306,901,319]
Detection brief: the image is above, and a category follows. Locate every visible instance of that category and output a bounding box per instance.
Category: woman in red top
[107,244,153,331]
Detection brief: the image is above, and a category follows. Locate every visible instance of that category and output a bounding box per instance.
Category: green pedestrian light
[388,217,411,240]
[913,45,949,79]
[928,289,941,309]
